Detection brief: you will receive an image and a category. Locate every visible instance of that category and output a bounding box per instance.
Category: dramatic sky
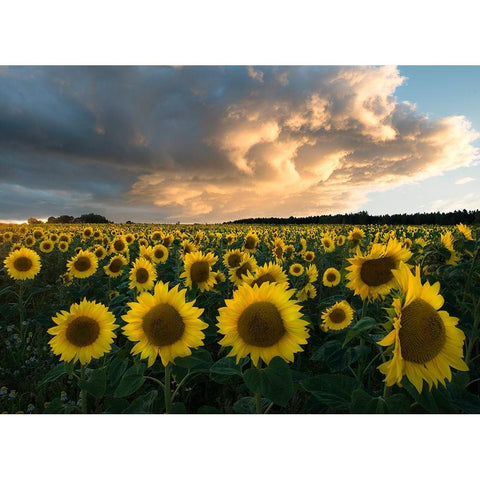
[1,65,479,223]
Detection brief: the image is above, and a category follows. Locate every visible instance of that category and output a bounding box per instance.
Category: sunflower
[180,240,197,260]
[93,245,107,260]
[57,241,69,252]
[289,263,304,277]
[110,236,128,255]
[243,231,260,252]
[181,251,217,291]
[124,233,135,245]
[346,238,412,300]
[129,257,157,292]
[306,264,318,283]
[67,250,98,279]
[217,282,310,366]
[151,244,169,264]
[104,255,127,277]
[303,251,315,263]
[347,227,365,245]
[457,223,473,241]
[323,267,341,287]
[272,238,286,261]
[33,229,44,241]
[48,298,117,365]
[223,249,243,269]
[39,240,54,253]
[162,234,174,248]
[138,237,149,248]
[122,281,207,367]
[321,301,354,331]
[321,236,335,252]
[25,235,36,247]
[337,235,346,246]
[139,245,155,263]
[244,262,288,288]
[296,283,317,302]
[4,247,41,280]
[229,253,258,287]
[82,227,93,240]
[58,233,71,243]
[285,245,295,257]
[150,230,163,242]
[377,263,468,393]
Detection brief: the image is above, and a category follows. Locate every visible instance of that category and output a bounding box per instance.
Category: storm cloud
[0,66,478,222]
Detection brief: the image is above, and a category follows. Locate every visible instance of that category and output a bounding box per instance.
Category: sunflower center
[109,258,123,273]
[324,241,331,248]
[14,256,33,272]
[293,266,301,274]
[252,273,276,287]
[142,304,185,346]
[398,299,446,364]
[66,316,100,347]
[74,256,92,272]
[245,237,256,250]
[274,247,283,257]
[190,261,210,283]
[43,242,52,250]
[305,253,313,261]
[237,301,286,347]
[329,308,346,324]
[95,249,104,258]
[135,267,150,284]
[359,256,396,287]
[154,248,165,259]
[326,272,337,282]
[114,240,125,251]
[228,253,241,268]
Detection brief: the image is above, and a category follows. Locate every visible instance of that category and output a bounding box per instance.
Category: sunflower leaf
[78,367,107,399]
[242,357,293,407]
[114,365,146,398]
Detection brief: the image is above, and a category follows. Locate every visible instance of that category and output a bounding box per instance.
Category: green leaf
[174,349,213,372]
[233,396,271,414]
[104,397,130,414]
[210,357,242,376]
[243,357,293,407]
[43,397,65,414]
[114,365,146,398]
[171,402,187,413]
[197,405,221,414]
[300,374,358,410]
[385,393,411,413]
[350,389,382,413]
[351,316,377,331]
[108,357,129,386]
[78,368,107,399]
[123,391,158,414]
[40,363,67,386]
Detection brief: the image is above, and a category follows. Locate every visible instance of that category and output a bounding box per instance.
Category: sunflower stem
[357,298,369,380]
[254,392,262,414]
[462,246,480,304]
[164,363,173,414]
[80,364,87,414]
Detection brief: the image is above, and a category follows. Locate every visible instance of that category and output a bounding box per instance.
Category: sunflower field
[1,222,479,414]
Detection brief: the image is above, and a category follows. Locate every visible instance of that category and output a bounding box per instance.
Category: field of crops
[1,222,479,414]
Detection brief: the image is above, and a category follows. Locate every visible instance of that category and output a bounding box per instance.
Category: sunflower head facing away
[377,263,468,393]
[48,298,117,365]
[217,282,310,366]
[122,281,207,367]
[346,238,412,300]
[4,247,41,281]
[67,249,98,279]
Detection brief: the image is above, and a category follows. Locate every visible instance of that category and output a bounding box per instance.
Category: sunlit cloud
[455,176,475,185]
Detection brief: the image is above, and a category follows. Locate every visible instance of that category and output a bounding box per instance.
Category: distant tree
[74,213,111,224]
[126,220,133,224]
[28,217,43,224]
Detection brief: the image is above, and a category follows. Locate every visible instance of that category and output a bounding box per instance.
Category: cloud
[0,66,479,222]
[455,176,475,185]
[429,192,480,212]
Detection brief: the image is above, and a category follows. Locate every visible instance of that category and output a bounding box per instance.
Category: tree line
[226,209,480,226]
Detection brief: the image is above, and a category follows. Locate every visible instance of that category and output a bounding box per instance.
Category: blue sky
[364,66,480,215]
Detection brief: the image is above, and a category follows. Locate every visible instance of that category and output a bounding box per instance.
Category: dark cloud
[0,66,478,222]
